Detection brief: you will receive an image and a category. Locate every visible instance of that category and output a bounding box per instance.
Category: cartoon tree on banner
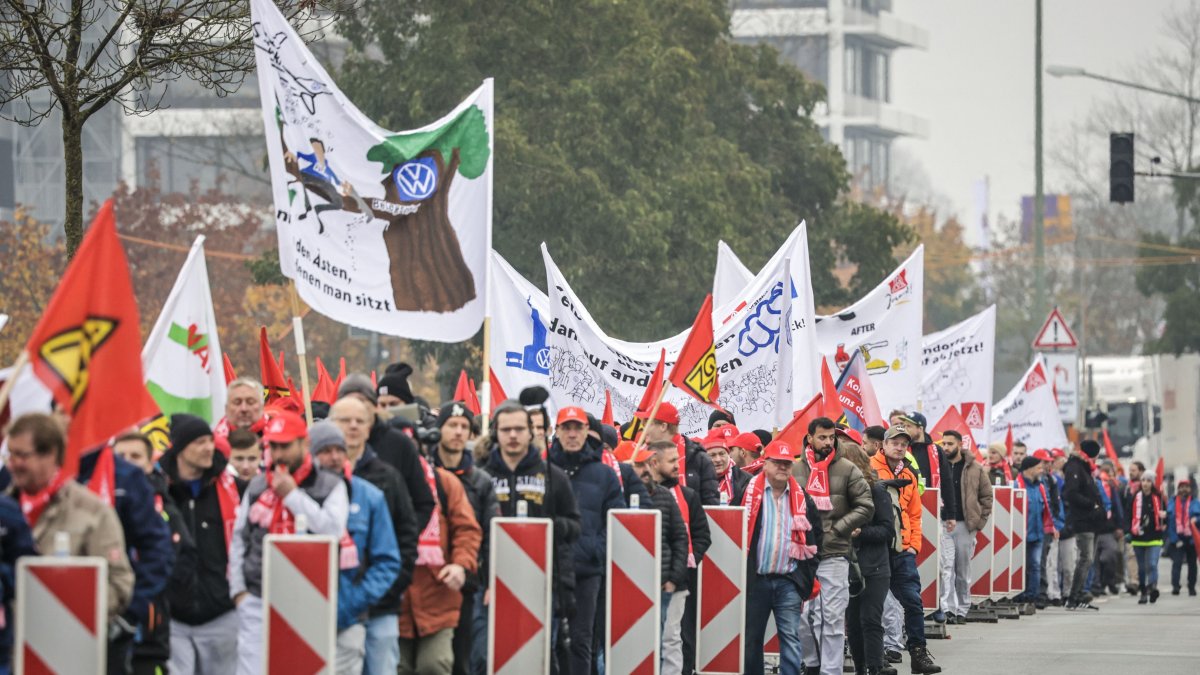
[362,105,490,313]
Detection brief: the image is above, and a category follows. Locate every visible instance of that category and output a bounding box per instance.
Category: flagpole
[0,351,30,415]
[288,282,315,426]
[480,316,492,435]
[633,381,673,451]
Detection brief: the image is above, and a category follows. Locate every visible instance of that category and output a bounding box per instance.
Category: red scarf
[674,435,688,481]
[601,448,623,489]
[1131,491,1163,536]
[990,459,1012,483]
[803,446,835,511]
[925,445,941,489]
[216,472,241,551]
[1015,475,1057,535]
[86,445,116,506]
[744,471,817,562]
[20,471,71,527]
[672,484,695,567]
[743,457,765,477]
[1177,495,1194,539]
[249,453,314,534]
[718,466,734,505]
[416,457,445,566]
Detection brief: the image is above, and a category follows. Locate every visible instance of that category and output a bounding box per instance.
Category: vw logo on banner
[392,157,439,202]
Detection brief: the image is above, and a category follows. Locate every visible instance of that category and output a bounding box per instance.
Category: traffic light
[1110,132,1135,203]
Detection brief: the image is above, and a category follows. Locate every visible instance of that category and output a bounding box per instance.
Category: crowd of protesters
[0,364,1195,675]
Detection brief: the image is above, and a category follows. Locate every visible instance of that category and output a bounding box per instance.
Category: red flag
[335,358,347,393]
[776,393,824,450]
[1005,424,1014,462]
[223,353,237,386]
[488,367,508,410]
[370,370,378,389]
[23,199,157,476]
[820,359,842,421]
[259,328,290,402]
[312,358,336,404]
[1101,428,1124,476]
[1155,457,1165,491]
[453,370,481,415]
[277,351,287,380]
[931,405,984,463]
[668,294,719,406]
[624,349,667,440]
[287,376,302,402]
[602,389,615,427]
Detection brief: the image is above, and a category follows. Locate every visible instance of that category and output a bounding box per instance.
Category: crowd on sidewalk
[0,364,1195,675]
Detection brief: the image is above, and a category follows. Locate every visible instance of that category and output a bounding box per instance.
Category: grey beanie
[308,420,346,456]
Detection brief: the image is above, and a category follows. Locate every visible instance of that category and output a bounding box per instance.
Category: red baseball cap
[836,427,863,445]
[762,440,796,463]
[612,440,637,462]
[632,448,655,463]
[732,432,763,453]
[262,411,307,444]
[1050,448,1066,459]
[556,406,588,426]
[634,402,680,426]
[1032,449,1053,462]
[701,425,740,449]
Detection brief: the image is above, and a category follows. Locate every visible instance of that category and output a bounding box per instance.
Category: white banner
[920,305,996,449]
[990,355,1069,452]
[488,251,552,401]
[541,224,818,436]
[713,240,754,309]
[253,0,491,342]
[141,237,227,424]
[817,247,924,414]
[1041,351,1079,424]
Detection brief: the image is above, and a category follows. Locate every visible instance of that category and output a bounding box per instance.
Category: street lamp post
[1034,0,1047,322]
[1046,65,1200,105]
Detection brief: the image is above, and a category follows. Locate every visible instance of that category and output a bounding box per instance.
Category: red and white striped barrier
[697,506,747,675]
[489,517,554,675]
[606,509,661,675]
[918,487,941,611]
[991,486,1013,600]
[1010,490,1027,596]
[969,500,994,602]
[15,556,107,673]
[262,534,338,674]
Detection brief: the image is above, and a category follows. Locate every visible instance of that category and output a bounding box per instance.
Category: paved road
[926,577,1200,674]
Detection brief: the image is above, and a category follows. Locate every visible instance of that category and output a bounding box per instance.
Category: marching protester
[1094,462,1126,595]
[309,422,402,674]
[842,443,895,675]
[638,402,720,506]
[1013,456,1048,605]
[1048,448,1074,605]
[862,426,886,457]
[1118,461,1147,595]
[0,485,35,675]
[482,400,580,672]
[1039,449,1067,605]
[1126,473,1167,604]
[217,378,267,436]
[870,425,942,674]
[899,413,957,625]
[1167,477,1199,595]
[630,444,691,628]
[1010,442,1028,478]
[159,415,246,675]
[985,443,1010,486]
[329,396,420,675]
[547,406,624,675]
[703,425,751,506]
[939,430,992,623]
[1063,440,1106,610]
[740,440,822,675]
[729,431,764,470]
[793,418,874,675]
[227,429,264,481]
[229,410,350,675]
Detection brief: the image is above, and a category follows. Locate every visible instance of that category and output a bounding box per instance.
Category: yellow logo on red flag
[669,294,720,406]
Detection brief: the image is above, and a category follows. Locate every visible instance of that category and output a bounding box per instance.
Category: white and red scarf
[86,445,117,506]
[744,471,817,562]
[672,484,696,567]
[803,446,835,511]
[416,456,446,567]
[248,453,314,534]
[925,445,941,489]
[20,470,71,527]
[718,466,735,505]
[601,448,623,489]
[1177,495,1194,539]
[1131,490,1163,536]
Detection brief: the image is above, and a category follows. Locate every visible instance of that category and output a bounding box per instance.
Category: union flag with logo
[24,200,158,475]
[668,294,720,407]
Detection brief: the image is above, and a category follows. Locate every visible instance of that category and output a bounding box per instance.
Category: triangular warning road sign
[1032,307,1078,349]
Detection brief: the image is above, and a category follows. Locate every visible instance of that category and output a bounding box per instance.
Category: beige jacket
[31,481,135,619]
[952,454,994,533]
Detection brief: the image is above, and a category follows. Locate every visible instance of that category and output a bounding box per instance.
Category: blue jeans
[363,613,400,675]
[470,588,487,675]
[745,575,803,675]
[888,552,925,650]
[1018,539,1044,601]
[1134,545,1163,588]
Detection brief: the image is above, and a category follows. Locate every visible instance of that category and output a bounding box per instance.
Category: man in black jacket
[329,396,420,675]
[483,401,581,671]
[1062,440,1107,610]
[639,402,720,506]
[702,425,751,506]
[159,414,247,675]
[632,447,690,618]
[338,374,437,529]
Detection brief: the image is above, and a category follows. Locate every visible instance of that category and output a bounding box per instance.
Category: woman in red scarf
[1126,474,1167,604]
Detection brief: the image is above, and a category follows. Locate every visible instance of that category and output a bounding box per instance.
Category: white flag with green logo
[141,236,226,424]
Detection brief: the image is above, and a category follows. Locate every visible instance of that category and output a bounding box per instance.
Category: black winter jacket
[644,480,690,589]
[911,440,959,522]
[661,478,711,591]
[1062,456,1107,535]
[368,419,436,529]
[853,482,896,578]
[160,450,247,626]
[679,436,721,506]
[548,438,626,579]
[621,462,650,508]
[353,445,419,615]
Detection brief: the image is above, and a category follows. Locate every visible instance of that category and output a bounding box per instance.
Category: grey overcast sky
[889,0,1179,240]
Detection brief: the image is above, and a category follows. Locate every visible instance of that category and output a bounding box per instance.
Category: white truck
[1083,354,1200,477]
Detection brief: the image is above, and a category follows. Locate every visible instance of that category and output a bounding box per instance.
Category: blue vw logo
[392,157,439,202]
